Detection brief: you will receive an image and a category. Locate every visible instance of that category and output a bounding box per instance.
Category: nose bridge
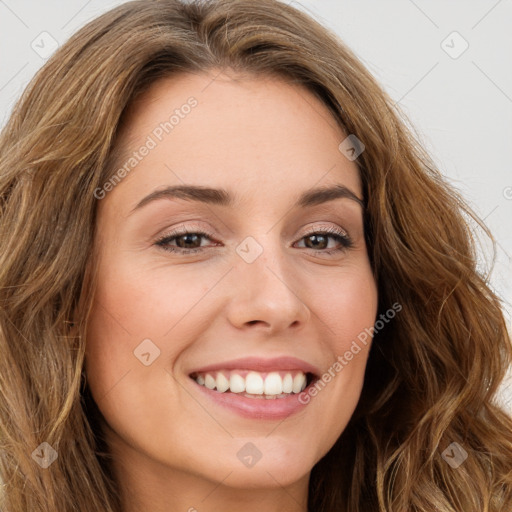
[226,232,311,331]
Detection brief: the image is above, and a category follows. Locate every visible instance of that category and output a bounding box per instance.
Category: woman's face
[85,70,378,503]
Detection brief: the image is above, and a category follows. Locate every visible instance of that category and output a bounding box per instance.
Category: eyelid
[156,223,216,239]
[155,221,349,242]
[153,223,219,250]
[154,220,354,257]
[301,222,348,236]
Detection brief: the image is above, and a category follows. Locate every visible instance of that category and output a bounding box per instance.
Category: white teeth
[245,372,264,394]
[229,373,245,393]
[292,373,307,393]
[264,372,282,395]
[193,369,310,396]
[204,374,216,390]
[282,373,293,393]
[216,372,230,393]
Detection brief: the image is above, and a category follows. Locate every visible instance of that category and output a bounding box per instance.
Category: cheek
[307,263,378,348]
[87,254,214,344]
[89,259,208,337]
[84,256,219,398]
[298,262,377,431]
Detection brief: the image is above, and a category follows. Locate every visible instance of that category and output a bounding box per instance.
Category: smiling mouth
[189,369,317,399]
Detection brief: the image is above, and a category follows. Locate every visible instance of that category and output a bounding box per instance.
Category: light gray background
[1,0,510,410]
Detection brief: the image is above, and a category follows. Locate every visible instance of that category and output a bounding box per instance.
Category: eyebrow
[130,183,364,214]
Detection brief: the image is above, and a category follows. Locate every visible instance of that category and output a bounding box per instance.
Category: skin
[84,69,378,512]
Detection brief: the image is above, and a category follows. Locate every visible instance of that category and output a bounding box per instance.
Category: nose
[225,241,311,334]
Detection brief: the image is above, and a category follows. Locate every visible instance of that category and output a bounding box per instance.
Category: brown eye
[303,233,329,249]
[154,227,353,256]
[295,228,353,255]
[155,229,217,254]
[172,233,204,249]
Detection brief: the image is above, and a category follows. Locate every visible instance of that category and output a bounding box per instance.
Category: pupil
[179,234,200,248]
[307,234,327,249]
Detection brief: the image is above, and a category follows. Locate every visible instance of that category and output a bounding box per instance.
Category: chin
[193,444,315,488]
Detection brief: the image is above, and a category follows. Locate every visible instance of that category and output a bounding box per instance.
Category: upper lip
[188,356,321,377]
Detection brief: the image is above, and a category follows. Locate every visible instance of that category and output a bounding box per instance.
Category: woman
[0,1,511,511]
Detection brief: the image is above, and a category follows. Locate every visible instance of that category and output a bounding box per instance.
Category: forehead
[103,70,362,213]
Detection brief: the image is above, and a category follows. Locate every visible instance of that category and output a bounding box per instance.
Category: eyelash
[154,226,354,257]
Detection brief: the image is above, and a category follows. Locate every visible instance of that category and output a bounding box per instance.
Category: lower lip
[190,378,313,420]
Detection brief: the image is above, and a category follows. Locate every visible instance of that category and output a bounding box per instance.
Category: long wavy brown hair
[1,0,511,510]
